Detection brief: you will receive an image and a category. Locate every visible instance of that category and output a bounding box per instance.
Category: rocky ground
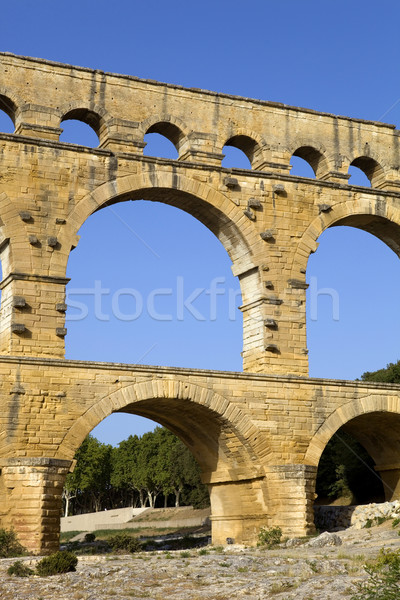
[1,521,399,600]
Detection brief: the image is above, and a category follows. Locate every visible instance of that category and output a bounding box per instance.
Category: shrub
[0,528,26,558]
[7,560,33,577]
[36,551,78,577]
[363,519,373,529]
[84,533,96,543]
[351,548,400,600]
[107,534,142,553]
[393,517,400,528]
[257,526,282,548]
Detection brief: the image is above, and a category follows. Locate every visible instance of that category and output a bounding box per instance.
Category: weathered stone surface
[306,531,342,547]
[1,522,400,600]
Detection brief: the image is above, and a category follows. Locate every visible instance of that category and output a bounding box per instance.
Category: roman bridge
[0,53,400,553]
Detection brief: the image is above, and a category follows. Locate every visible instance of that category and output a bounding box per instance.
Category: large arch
[56,378,268,483]
[306,394,400,504]
[305,394,400,466]
[63,170,256,265]
[291,197,400,279]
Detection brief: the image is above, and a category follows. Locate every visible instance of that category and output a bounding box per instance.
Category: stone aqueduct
[0,53,400,553]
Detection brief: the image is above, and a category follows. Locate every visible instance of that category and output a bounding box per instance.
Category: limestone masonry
[0,53,400,553]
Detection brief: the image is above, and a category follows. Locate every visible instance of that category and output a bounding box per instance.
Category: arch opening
[348,157,384,188]
[60,108,101,146]
[143,131,179,159]
[291,146,327,178]
[65,199,243,370]
[290,154,316,178]
[143,122,184,159]
[62,417,210,518]
[58,380,263,541]
[306,222,400,380]
[0,95,16,133]
[315,427,384,508]
[222,135,257,169]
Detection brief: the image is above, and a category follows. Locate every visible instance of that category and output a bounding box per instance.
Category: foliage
[35,550,78,577]
[84,533,96,543]
[351,548,400,600]
[0,528,26,558]
[392,518,400,528]
[64,435,113,514]
[60,530,81,543]
[257,526,282,548]
[107,533,142,553]
[7,560,33,577]
[316,430,383,503]
[315,359,400,507]
[361,360,400,384]
[64,427,210,515]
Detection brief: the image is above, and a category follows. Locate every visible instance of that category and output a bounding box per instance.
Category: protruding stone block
[224,176,239,189]
[29,235,39,245]
[260,230,274,241]
[12,296,26,308]
[248,198,262,209]
[19,211,32,222]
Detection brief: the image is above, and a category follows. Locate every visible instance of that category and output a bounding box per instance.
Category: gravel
[1,521,399,600]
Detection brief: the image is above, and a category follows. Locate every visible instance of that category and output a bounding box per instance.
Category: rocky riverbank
[1,520,400,600]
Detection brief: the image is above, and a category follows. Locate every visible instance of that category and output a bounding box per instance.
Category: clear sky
[1,0,400,445]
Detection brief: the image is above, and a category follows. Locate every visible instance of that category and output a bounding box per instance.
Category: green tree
[64,435,112,513]
[154,428,206,507]
[111,435,147,507]
[316,429,384,503]
[361,360,400,384]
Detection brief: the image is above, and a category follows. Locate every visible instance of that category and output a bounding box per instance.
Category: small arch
[290,154,316,178]
[60,108,102,147]
[143,129,179,159]
[0,95,16,132]
[223,135,259,169]
[141,117,187,158]
[349,156,384,188]
[146,121,183,150]
[291,146,328,178]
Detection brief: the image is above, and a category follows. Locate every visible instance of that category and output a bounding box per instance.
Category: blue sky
[1,0,400,445]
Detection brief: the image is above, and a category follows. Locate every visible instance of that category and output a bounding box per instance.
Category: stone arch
[288,140,333,178]
[140,115,189,156]
[58,101,111,144]
[58,169,259,274]
[222,128,265,169]
[56,378,268,481]
[290,197,400,279]
[305,394,400,468]
[349,155,386,188]
[0,87,24,125]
